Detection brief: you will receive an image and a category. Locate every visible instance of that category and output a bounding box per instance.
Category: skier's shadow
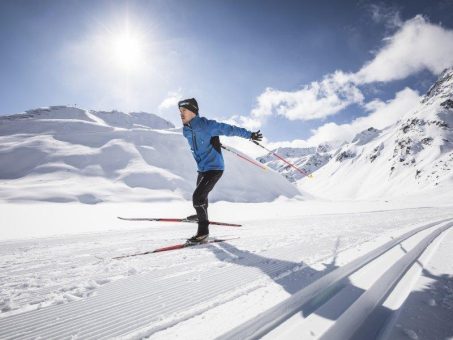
[210,237,353,319]
[210,240,375,336]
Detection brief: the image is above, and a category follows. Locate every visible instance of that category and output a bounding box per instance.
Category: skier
[179,98,262,243]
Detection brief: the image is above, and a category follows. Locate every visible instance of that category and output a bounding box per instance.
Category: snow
[382,228,453,340]
[0,106,300,204]
[351,127,381,145]
[0,70,452,338]
[0,199,452,339]
[1,198,451,241]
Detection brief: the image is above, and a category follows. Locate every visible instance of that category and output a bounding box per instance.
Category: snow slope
[258,68,453,201]
[257,144,335,183]
[0,106,301,203]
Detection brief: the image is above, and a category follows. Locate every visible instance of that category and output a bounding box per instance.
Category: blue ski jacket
[183,115,252,172]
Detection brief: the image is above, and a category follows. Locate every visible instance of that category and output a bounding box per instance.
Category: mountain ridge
[258,68,453,200]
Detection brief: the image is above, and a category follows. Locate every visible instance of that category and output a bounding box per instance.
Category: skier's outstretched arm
[206,119,262,141]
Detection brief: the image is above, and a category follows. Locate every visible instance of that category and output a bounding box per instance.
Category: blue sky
[1,0,453,148]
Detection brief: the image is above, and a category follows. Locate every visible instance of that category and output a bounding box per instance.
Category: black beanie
[178,98,199,115]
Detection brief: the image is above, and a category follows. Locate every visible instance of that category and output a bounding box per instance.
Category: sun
[109,29,146,72]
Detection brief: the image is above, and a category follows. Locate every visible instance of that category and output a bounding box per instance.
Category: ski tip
[210,236,240,242]
[209,221,243,227]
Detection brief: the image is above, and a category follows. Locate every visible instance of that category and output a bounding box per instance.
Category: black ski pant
[193,170,223,235]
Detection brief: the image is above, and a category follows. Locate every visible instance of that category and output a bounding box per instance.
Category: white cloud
[367,3,403,29]
[265,139,312,150]
[250,71,363,121]
[306,87,421,145]
[355,15,453,84]
[221,15,451,152]
[306,122,357,146]
[360,87,421,128]
[155,91,185,126]
[158,91,183,111]
[233,87,421,152]
[223,115,263,131]
[234,15,452,147]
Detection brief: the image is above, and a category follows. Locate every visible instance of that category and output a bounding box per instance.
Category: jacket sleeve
[205,118,252,139]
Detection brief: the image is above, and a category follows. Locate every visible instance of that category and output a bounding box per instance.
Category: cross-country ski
[117,216,242,227]
[112,237,240,259]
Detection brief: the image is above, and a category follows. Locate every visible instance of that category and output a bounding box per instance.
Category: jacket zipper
[189,125,198,151]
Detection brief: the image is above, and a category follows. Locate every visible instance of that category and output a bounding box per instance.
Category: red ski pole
[251,140,312,178]
[221,144,268,171]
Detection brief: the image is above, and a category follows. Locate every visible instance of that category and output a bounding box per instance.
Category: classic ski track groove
[219,218,453,339]
[0,218,451,339]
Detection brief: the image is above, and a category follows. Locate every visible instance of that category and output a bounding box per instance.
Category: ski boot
[186,214,198,222]
[186,233,209,245]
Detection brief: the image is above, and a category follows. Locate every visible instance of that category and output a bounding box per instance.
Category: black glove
[250,130,263,142]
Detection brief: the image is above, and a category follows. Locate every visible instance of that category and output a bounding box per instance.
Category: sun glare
[109,29,146,72]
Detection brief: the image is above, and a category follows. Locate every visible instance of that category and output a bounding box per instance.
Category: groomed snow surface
[1,200,452,339]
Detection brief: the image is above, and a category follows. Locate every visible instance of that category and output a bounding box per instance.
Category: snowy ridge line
[217,218,453,340]
[0,126,172,137]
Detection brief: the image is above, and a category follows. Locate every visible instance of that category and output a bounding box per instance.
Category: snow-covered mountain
[0,106,301,203]
[258,68,453,200]
[257,144,335,182]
